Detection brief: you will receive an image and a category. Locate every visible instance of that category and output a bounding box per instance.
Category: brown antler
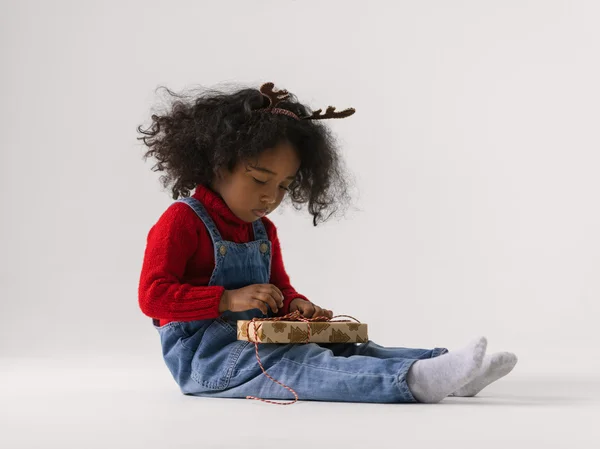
[259,82,291,108]
[305,105,356,120]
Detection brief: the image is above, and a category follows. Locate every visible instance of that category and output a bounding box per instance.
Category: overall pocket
[154,321,191,353]
[190,317,250,390]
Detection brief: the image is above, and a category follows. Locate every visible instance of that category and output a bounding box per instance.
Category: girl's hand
[219,284,284,314]
[289,298,333,319]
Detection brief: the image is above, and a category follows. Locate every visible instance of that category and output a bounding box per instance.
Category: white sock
[451,352,518,397]
[406,336,487,403]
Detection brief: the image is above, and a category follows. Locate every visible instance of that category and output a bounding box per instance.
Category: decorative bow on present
[244,310,362,406]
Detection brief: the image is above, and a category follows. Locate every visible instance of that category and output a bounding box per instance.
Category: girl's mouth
[252,209,268,218]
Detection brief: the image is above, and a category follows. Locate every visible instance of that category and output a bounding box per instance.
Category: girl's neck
[193,183,248,227]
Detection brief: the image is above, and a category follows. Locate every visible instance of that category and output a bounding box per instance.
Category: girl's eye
[253,177,290,192]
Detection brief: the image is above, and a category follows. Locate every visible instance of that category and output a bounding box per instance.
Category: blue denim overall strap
[175,197,268,254]
[174,197,271,294]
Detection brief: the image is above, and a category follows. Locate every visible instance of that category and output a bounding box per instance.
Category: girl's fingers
[260,285,284,307]
[269,284,284,303]
[251,299,269,315]
[255,292,278,313]
[304,303,316,318]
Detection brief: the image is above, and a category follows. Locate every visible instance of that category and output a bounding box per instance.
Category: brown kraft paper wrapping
[237,320,368,344]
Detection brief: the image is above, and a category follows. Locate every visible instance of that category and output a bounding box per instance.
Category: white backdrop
[1,0,599,376]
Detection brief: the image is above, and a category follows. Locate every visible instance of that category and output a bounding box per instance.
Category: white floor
[1,356,598,448]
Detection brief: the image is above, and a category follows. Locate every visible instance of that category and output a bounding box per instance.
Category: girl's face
[212,141,301,223]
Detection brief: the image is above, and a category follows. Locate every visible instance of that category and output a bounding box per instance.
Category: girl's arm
[263,219,310,317]
[138,203,225,321]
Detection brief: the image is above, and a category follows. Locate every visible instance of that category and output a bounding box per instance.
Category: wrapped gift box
[237,319,368,344]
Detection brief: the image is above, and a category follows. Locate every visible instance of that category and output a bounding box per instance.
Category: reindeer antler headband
[254,82,355,121]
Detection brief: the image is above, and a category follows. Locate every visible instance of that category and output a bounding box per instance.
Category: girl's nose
[262,189,278,205]
[262,195,276,205]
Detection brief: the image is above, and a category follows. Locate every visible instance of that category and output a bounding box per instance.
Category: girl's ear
[212,165,233,191]
[210,167,225,192]
[214,166,228,181]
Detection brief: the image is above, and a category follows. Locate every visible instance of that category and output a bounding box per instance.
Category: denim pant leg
[193,341,421,403]
[155,321,195,389]
[323,339,449,360]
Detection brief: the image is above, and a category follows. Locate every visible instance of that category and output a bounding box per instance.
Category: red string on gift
[243,310,361,405]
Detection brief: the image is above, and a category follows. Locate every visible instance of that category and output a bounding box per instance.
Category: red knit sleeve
[262,218,310,317]
[138,202,225,321]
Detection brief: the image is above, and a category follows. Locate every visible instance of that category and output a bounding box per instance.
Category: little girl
[137,81,517,404]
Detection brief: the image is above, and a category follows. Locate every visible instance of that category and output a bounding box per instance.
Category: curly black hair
[136,82,352,226]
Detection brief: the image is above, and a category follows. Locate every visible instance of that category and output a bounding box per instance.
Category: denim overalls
[153,197,448,403]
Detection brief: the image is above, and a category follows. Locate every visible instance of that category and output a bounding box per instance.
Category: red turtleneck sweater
[138,184,309,326]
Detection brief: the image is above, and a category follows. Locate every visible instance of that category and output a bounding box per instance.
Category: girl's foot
[406,336,487,403]
[451,352,518,397]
